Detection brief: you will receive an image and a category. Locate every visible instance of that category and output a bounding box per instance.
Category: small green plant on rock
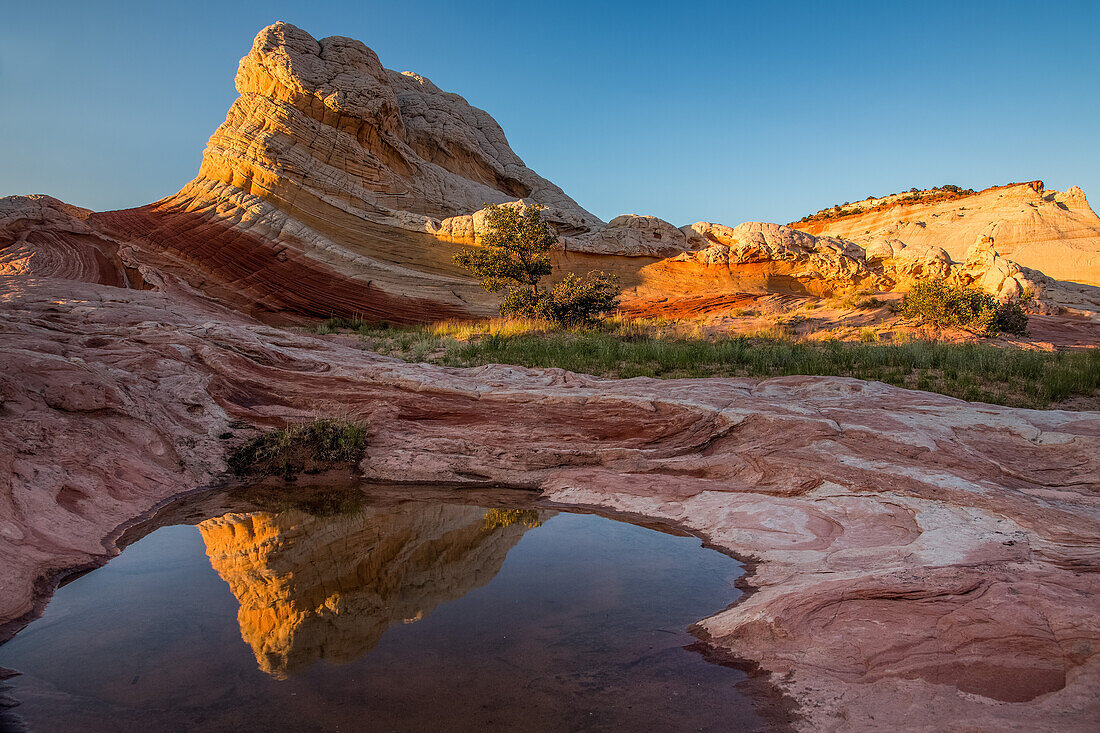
[228,418,367,479]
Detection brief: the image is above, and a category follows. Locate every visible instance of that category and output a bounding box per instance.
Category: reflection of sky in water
[0,500,761,732]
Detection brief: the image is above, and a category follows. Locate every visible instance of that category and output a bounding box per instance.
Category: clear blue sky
[2,0,1098,226]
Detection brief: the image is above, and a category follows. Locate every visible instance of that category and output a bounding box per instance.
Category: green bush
[898,280,1028,336]
[994,299,1030,336]
[499,286,552,320]
[228,418,367,479]
[547,272,622,326]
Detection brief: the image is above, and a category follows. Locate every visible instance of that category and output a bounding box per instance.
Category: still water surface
[0,496,761,731]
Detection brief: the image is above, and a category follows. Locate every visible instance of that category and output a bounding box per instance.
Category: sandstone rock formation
[199,503,533,678]
[2,272,1098,731]
[0,195,146,288]
[865,233,1052,301]
[647,221,878,298]
[5,22,1097,328]
[792,181,1100,286]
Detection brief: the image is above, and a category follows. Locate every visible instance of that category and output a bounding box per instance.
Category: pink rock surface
[2,273,1098,730]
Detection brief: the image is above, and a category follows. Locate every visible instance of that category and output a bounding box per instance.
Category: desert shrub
[994,299,1030,336]
[860,328,880,342]
[546,272,622,326]
[228,418,367,479]
[499,286,553,320]
[898,280,1027,336]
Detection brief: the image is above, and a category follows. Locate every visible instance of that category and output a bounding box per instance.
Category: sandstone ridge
[791,181,1100,286]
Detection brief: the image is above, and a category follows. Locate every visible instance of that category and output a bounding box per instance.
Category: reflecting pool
[0,489,761,731]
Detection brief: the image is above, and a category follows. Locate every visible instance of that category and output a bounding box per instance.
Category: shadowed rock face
[198,504,535,679]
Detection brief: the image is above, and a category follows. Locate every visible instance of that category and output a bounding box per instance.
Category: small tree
[453,203,620,325]
[453,204,554,302]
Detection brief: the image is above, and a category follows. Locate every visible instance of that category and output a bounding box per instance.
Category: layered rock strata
[792,181,1100,286]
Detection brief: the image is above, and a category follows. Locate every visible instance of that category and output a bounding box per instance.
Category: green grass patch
[338,320,1100,409]
[307,317,1099,409]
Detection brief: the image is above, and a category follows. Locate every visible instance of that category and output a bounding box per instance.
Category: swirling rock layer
[1,273,1097,730]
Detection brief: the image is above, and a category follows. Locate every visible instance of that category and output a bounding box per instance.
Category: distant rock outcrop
[197,22,601,226]
[791,181,1100,287]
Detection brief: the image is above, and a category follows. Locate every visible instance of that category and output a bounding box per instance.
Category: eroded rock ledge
[2,274,1097,731]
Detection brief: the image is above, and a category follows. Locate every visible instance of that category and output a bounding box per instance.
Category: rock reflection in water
[198,503,546,679]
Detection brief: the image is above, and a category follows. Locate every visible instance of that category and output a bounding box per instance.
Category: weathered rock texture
[199,504,532,678]
[2,273,1098,731]
[792,181,1100,287]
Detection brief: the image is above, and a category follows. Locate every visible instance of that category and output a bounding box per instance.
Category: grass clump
[859,328,880,342]
[898,280,1029,337]
[228,418,367,480]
